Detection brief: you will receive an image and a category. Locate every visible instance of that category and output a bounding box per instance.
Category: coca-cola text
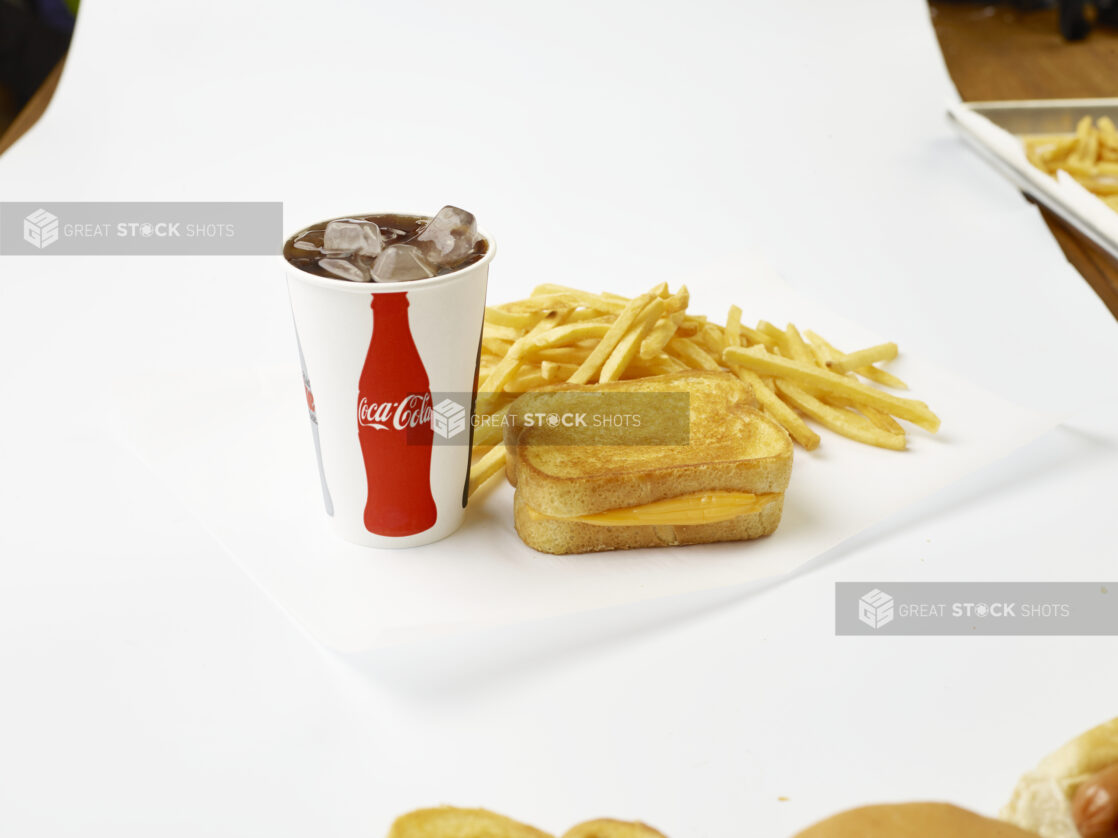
[357,392,433,431]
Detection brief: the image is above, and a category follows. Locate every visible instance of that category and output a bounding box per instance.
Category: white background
[1,0,1116,836]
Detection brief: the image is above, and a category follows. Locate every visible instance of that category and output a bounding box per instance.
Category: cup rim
[282,212,495,293]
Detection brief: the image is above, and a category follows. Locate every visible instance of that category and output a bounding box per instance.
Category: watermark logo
[858,588,895,629]
[23,208,59,249]
[837,582,1112,636]
[432,398,467,439]
[418,391,692,446]
[2,202,281,255]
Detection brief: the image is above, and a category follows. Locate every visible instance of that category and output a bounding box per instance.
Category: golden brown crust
[794,803,1041,838]
[504,371,792,519]
[560,819,669,838]
[388,807,553,838]
[504,371,760,488]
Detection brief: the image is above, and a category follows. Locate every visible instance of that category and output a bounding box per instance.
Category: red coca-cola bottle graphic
[357,292,438,536]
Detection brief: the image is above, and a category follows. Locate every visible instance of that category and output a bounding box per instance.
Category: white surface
[113,255,1055,651]
[1,1,1117,837]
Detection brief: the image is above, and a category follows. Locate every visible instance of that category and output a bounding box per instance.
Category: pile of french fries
[468,283,940,497]
[1025,116,1118,210]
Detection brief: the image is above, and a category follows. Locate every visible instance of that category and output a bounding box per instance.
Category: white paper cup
[285,217,493,548]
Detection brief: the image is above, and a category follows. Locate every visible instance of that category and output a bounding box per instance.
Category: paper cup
[285,217,493,548]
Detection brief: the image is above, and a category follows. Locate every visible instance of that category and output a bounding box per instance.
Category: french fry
[663,285,690,314]
[740,324,774,348]
[666,336,721,370]
[472,282,938,472]
[600,298,666,383]
[1025,117,1118,210]
[824,395,906,435]
[468,445,507,497]
[806,341,907,437]
[484,306,539,330]
[756,321,791,354]
[783,324,814,364]
[567,307,613,323]
[1070,177,1118,196]
[568,292,655,384]
[639,311,684,360]
[482,337,513,357]
[730,366,820,450]
[800,338,904,437]
[861,405,905,435]
[805,330,908,389]
[1059,158,1098,178]
[852,365,907,390]
[674,314,707,337]
[477,310,568,414]
[621,355,688,377]
[805,333,833,368]
[505,368,548,393]
[481,323,523,343]
[534,346,595,364]
[541,361,578,382]
[518,293,601,314]
[698,323,727,357]
[826,341,898,374]
[471,401,514,449]
[470,443,496,461]
[510,322,611,359]
[725,305,743,348]
[1077,117,1099,165]
[723,345,940,432]
[776,381,906,451]
[530,285,628,313]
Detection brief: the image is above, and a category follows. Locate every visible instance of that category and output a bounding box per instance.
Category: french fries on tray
[1025,115,1118,211]
[469,283,940,497]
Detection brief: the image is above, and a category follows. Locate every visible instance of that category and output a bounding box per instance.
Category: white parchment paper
[111,254,1058,652]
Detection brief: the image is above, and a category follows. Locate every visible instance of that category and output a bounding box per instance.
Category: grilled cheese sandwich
[504,371,794,554]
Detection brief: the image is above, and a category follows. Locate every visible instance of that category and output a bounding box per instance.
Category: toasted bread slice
[793,803,1041,837]
[561,819,669,838]
[505,370,791,516]
[513,489,786,554]
[504,370,758,487]
[388,807,553,838]
[503,371,793,554]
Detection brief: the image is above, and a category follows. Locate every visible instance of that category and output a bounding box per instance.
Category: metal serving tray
[947,97,1118,263]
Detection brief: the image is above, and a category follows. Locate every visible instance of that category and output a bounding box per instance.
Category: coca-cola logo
[358,392,432,431]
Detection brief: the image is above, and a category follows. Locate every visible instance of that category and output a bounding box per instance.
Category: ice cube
[293,239,319,251]
[371,244,436,282]
[323,220,383,256]
[413,205,480,267]
[319,257,370,282]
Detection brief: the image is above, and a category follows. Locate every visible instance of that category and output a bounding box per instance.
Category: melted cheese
[526,491,778,527]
